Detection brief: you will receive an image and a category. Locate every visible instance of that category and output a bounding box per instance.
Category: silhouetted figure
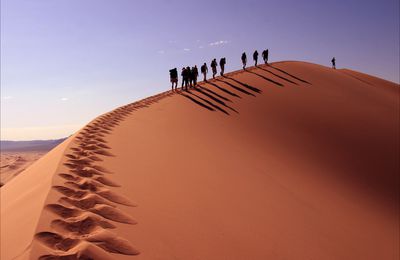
[169,68,178,90]
[211,59,217,79]
[201,62,208,81]
[181,67,189,91]
[331,57,336,69]
[219,57,226,76]
[262,49,269,64]
[192,65,199,87]
[241,52,247,69]
[187,66,193,88]
[253,50,259,66]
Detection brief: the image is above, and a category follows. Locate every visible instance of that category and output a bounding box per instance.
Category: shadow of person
[257,67,298,85]
[205,81,242,98]
[268,65,311,84]
[223,76,263,93]
[195,88,238,114]
[216,78,256,97]
[244,70,284,87]
[179,92,215,112]
[188,91,230,115]
[198,86,232,102]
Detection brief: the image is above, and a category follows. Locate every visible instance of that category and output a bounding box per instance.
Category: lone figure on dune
[253,50,259,66]
[331,57,336,69]
[241,52,247,69]
[262,49,269,64]
[211,59,218,79]
[219,57,226,76]
[169,68,178,90]
[201,62,208,82]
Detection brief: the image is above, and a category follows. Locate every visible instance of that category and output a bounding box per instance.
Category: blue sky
[1,0,399,140]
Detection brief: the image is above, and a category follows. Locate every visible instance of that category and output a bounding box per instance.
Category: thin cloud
[183,48,191,51]
[209,40,229,46]
[60,97,68,101]
[2,96,13,100]
[157,50,165,54]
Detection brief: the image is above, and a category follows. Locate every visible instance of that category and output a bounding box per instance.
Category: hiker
[211,58,217,79]
[331,57,336,69]
[219,57,226,76]
[241,52,247,69]
[262,49,269,64]
[192,65,199,87]
[253,50,259,66]
[186,66,193,88]
[181,67,189,91]
[201,62,208,81]
[169,68,178,90]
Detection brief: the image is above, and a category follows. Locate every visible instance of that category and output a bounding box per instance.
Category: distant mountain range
[0,138,67,152]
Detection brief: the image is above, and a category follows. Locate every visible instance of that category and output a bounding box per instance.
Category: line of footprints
[34,92,173,260]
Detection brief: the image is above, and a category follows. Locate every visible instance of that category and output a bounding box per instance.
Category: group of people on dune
[169,49,269,91]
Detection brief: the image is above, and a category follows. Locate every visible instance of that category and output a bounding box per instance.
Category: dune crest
[1,61,399,260]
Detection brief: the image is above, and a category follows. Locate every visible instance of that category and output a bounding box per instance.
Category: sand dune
[1,61,399,260]
[1,139,66,186]
[1,152,44,186]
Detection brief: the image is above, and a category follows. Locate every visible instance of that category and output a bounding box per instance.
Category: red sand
[1,61,399,260]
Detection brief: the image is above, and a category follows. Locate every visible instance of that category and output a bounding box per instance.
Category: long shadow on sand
[178,66,286,115]
[198,86,232,102]
[188,91,229,115]
[222,76,263,93]
[194,88,238,114]
[179,72,265,115]
[205,81,241,98]
[180,92,215,112]
[244,70,284,87]
[256,67,298,85]
[215,79,256,96]
[268,65,311,84]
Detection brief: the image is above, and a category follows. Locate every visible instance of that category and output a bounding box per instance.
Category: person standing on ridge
[219,57,226,76]
[169,68,178,91]
[187,66,193,88]
[181,67,188,91]
[262,49,269,64]
[331,57,336,69]
[253,50,259,66]
[241,52,247,69]
[201,62,208,82]
[192,65,199,87]
[211,59,218,79]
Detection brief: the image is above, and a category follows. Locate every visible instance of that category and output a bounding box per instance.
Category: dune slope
[1,61,399,260]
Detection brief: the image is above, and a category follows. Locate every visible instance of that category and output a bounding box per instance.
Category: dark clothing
[169,68,178,79]
[253,51,259,66]
[219,58,226,76]
[262,49,269,64]
[331,58,336,69]
[201,64,208,81]
[169,68,178,90]
[192,67,199,86]
[211,59,217,78]
[241,53,247,69]
[181,68,189,90]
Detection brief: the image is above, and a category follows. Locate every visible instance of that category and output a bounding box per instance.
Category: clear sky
[1,0,399,140]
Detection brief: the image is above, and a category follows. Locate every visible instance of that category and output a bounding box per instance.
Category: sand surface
[1,151,46,186]
[1,61,399,260]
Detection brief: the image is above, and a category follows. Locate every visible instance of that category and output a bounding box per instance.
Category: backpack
[201,65,205,73]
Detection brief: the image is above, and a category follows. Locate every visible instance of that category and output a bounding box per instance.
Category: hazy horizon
[1,0,399,140]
